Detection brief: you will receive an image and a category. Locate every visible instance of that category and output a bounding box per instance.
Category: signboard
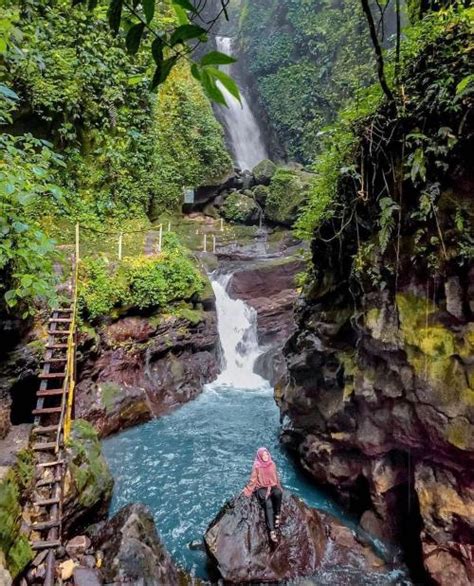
[183,187,195,204]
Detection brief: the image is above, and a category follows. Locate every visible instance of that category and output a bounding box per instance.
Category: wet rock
[221,192,260,225]
[90,503,193,585]
[76,309,219,437]
[73,567,103,586]
[204,492,393,583]
[65,535,91,557]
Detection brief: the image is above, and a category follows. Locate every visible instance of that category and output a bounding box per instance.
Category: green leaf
[149,56,178,90]
[200,69,227,106]
[107,0,123,34]
[13,222,28,233]
[151,37,164,65]
[126,22,145,54]
[0,84,18,101]
[190,63,201,82]
[456,74,474,97]
[142,0,155,23]
[173,5,189,25]
[169,24,206,46]
[4,289,17,307]
[205,67,241,103]
[200,50,236,66]
[172,0,198,13]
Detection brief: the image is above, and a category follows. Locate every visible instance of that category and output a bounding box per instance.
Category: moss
[222,192,259,224]
[265,168,311,226]
[0,471,33,577]
[66,419,114,509]
[397,292,473,410]
[446,418,474,451]
[100,382,122,413]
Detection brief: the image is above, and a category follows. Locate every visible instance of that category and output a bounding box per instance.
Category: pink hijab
[254,447,279,498]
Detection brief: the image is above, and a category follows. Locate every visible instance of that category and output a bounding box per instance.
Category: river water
[102,272,407,582]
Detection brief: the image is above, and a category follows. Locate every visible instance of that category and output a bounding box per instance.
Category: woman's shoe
[269,530,278,543]
[274,515,281,529]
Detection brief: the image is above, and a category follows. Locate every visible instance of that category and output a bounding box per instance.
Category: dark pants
[256,487,282,531]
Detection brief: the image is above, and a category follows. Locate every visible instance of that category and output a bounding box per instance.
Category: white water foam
[208,273,270,391]
[215,36,269,171]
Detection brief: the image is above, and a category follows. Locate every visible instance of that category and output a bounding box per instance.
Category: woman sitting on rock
[242,447,282,543]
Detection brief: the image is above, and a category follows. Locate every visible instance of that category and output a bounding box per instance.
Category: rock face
[90,503,193,585]
[204,492,394,583]
[76,307,219,437]
[227,256,304,384]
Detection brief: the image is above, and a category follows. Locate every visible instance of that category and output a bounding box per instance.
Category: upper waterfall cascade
[215,36,269,172]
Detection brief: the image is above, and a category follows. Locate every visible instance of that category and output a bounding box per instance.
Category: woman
[242,447,282,543]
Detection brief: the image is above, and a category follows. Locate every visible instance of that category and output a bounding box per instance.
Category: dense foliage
[0,0,231,314]
[239,0,379,163]
[78,232,205,320]
[298,4,473,287]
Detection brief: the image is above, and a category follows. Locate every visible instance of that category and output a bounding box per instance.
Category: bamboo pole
[203,233,207,252]
[75,223,80,262]
[168,221,171,232]
[118,232,123,260]
[158,224,163,253]
[220,218,224,232]
[212,235,216,254]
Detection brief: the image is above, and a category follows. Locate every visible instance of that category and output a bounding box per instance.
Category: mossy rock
[64,419,113,529]
[265,167,311,226]
[0,469,33,578]
[252,159,277,185]
[252,184,270,206]
[396,292,474,418]
[221,192,260,224]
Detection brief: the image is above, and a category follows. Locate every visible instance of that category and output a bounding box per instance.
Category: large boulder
[90,503,196,585]
[204,492,393,583]
[62,420,114,535]
[221,191,260,225]
[252,159,277,185]
[76,308,219,437]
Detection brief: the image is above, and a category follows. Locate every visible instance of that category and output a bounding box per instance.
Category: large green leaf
[206,66,241,103]
[150,56,178,90]
[126,22,145,54]
[200,69,227,106]
[142,0,155,23]
[170,24,206,46]
[107,0,123,34]
[172,0,198,13]
[200,51,236,66]
[151,37,164,64]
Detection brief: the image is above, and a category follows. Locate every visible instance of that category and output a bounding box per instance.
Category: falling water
[215,36,269,171]
[210,273,269,390]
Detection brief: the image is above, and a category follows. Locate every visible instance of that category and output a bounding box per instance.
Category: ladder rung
[36,460,64,468]
[42,358,67,363]
[31,540,61,550]
[54,307,73,312]
[38,372,66,379]
[45,344,68,349]
[31,520,60,531]
[49,318,72,323]
[33,498,60,507]
[32,407,62,415]
[32,425,60,434]
[47,330,71,336]
[36,477,61,487]
[36,389,64,397]
[32,442,57,451]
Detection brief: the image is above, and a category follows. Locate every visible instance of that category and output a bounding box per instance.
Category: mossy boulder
[265,168,312,226]
[252,159,277,185]
[221,192,260,224]
[62,419,114,534]
[252,184,270,206]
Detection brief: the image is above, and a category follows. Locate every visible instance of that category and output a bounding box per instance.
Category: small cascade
[210,273,268,390]
[215,36,269,171]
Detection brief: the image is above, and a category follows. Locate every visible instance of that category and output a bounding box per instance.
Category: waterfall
[209,273,269,390]
[215,36,269,172]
